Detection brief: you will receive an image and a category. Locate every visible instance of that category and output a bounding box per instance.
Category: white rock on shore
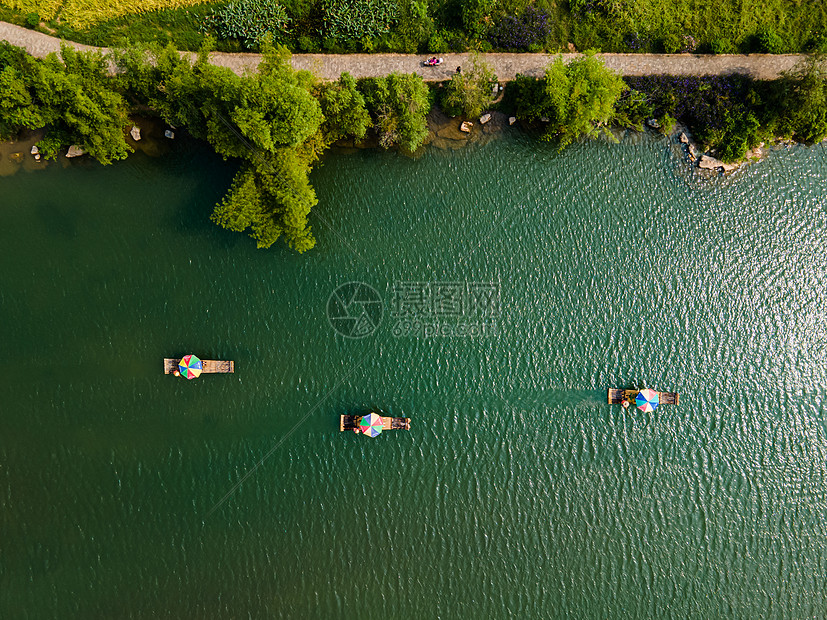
[698,154,738,172]
[66,145,85,158]
[130,126,141,141]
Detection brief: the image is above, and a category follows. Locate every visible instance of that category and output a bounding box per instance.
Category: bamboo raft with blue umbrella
[340,413,411,436]
[164,354,234,379]
[609,388,679,409]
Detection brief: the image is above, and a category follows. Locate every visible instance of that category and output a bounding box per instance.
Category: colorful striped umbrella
[358,412,384,438]
[178,354,203,380]
[635,388,659,412]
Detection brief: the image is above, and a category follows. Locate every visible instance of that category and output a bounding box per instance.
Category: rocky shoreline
[334,109,784,175]
[674,126,769,173]
[0,116,173,176]
[0,109,801,177]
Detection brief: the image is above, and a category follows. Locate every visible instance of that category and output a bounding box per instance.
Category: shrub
[659,112,676,135]
[358,73,431,150]
[460,0,492,38]
[717,109,761,161]
[710,37,735,54]
[385,0,432,53]
[613,87,653,130]
[622,31,651,52]
[778,56,827,143]
[513,52,625,147]
[487,6,552,51]
[205,0,291,48]
[661,30,682,53]
[757,26,785,54]
[297,35,320,51]
[323,0,399,40]
[25,12,39,28]
[428,29,448,53]
[440,53,496,117]
[623,75,760,152]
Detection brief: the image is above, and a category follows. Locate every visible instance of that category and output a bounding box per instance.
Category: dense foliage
[0,42,131,163]
[322,0,399,40]
[6,0,826,55]
[315,72,372,142]
[777,55,827,143]
[204,0,291,48]
[358,73,431,150]
[440,54,496,118]
[487,6,551,52]
[512,52,625,148]
[622,56,827,161]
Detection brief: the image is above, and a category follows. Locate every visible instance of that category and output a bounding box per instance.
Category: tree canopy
[358,73,431,150]
[513,53,625,148]
[0,42,131,164]
[441,53,497,118]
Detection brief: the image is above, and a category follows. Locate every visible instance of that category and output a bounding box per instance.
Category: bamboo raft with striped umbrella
[340,414,411,433]
[163,358,234,374]
[608,388,679,406]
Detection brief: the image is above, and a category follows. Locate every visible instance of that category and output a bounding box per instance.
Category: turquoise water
[2,132,827,618]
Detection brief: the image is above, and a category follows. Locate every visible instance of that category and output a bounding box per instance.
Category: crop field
[0,0,210,28]
[533,0,827,53]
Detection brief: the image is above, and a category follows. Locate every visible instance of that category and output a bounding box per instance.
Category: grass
[561,0,827,53]
[60,0,212,29]
[0,0,216,29]
[54,2,233,50]
[0,0,61,21]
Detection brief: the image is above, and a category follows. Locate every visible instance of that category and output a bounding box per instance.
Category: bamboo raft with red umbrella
[340,413,411,434]
[608,388,679,406]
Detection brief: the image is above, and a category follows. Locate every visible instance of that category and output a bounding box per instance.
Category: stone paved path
[0,21,806,81]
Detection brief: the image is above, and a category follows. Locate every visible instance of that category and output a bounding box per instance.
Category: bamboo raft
[163,358,235,374]
[340,414,411,432]
[608,388,679,406]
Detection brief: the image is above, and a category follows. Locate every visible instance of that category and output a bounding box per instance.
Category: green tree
[441,53,496,118]
[316,72,371,142]
[359,73,431,150]
[211,149,318,251]
[514,53,625,148]
[114,41,324,251]
[778,55,827,143]
[0,65,44,136]
[460,0,492,39]
[0,42,131,164]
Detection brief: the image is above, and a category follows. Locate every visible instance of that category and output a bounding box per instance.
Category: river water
[2,131,827,618]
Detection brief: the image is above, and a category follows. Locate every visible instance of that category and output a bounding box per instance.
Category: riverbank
[0,107,787,182]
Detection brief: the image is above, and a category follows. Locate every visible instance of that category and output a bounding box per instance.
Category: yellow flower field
[0,0,209,28]
[1,0,62,21]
